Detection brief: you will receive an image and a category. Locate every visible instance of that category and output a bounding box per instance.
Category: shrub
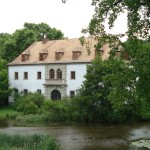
[43,98,71,121]
[14,92,45,115]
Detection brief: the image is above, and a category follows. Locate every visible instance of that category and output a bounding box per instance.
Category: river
[0,120,150,150]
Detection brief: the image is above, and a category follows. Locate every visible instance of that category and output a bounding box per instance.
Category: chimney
[42,38,49,44]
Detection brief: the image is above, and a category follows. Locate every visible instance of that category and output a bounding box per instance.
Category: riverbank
[0,106,17,120]
[0,133,59,150]
[0,120,150,150]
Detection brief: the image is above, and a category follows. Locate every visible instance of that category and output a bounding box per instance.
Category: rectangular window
[39,53,44,61]
[55,52,60,60]
[14,72,18,80]
[70,91,75,98]
[37,72,41,79]
[72,52,78,60]
[71,71,75,79]
[24,89,28,94]
[37,89,42,95]
[72,51,81,60]
[14,88,18,95]
[24,72,28,79]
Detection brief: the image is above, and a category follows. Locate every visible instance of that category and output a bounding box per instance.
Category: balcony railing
[44,79,66,85]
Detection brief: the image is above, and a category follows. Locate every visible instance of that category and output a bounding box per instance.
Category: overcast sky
[0,0,127,39]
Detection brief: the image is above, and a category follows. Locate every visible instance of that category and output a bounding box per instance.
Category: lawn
[0,106,16,119]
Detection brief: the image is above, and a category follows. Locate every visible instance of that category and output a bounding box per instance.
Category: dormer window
[95,49,104,56]
[115,50,121,57]
[72,47,82,60]
[39,49,48,61]
[21,51,30,62]
[55,49,64,60]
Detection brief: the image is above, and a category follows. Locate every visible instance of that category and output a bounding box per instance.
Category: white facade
[66,63,88,96]
[8,63,89,100]
[9,65,45,94]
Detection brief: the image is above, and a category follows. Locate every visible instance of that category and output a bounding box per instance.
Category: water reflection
[0,120,150,150]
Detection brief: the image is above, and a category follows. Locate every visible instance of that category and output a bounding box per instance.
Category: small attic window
[72,47,82,60]
[115,50,121,57]
[39,49,48,61]
[21,51,30,62]
[55,49,64,60]
[95,49,104,56]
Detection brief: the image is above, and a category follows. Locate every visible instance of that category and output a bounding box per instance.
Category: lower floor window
[70,91,75,98]
[37,89,42,95]
[24,89,28,94]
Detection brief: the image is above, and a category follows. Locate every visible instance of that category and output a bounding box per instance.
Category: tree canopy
[0,22,64,62]
[73,0,150,122]
[88,0,150,40]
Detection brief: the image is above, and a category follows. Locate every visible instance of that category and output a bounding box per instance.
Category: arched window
[51,89,61,100]
[49,69,55,79]
[57,69,62,79]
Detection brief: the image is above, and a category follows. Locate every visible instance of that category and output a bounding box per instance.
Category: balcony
[44,79,66,85]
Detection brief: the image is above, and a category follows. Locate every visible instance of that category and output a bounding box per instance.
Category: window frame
[57,69,62,79]
[71,71,75,79]
[24,72,28,80]
[37,89,42,95]
[70,91,75,98]
[37,72,42,79]
[14,72,19,80]
[49,69,55,79]
[24,89,28,94]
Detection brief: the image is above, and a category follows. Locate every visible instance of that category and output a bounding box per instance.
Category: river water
[0,120,150,150]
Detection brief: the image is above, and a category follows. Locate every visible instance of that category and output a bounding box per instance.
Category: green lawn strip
[0,106,17,119]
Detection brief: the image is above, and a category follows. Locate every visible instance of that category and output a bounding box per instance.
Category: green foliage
[0,106,17,119]
[24,22,64,40]
[0,22,64,62]
[43,99,71,121]
[0,133,59,150]
[72,56,149,122]
[14,92,45,115]
[0,59,12,105]
[87,0,150,40]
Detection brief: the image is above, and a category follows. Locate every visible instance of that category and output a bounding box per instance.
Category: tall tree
[0,59,12,105]
[77,0,150,121]
[1,22,64,62]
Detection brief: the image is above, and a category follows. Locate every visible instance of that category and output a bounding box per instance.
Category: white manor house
[8,38,110,101]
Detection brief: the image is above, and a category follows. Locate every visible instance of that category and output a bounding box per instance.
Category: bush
[14,92,45,115]
[43,98,71,121]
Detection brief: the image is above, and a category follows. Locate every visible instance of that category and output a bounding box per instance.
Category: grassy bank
[0,106,17,119]
[0,133,59,150]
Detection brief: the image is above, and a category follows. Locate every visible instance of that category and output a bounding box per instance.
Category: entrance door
[51,89,61,100]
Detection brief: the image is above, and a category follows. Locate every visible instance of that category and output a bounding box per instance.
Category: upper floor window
[57,69,62,79]
[24,72,28,79]
[71,71,75,79]
[14,72,18,80]
[37,72,41,79]
[49,69,55,79]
